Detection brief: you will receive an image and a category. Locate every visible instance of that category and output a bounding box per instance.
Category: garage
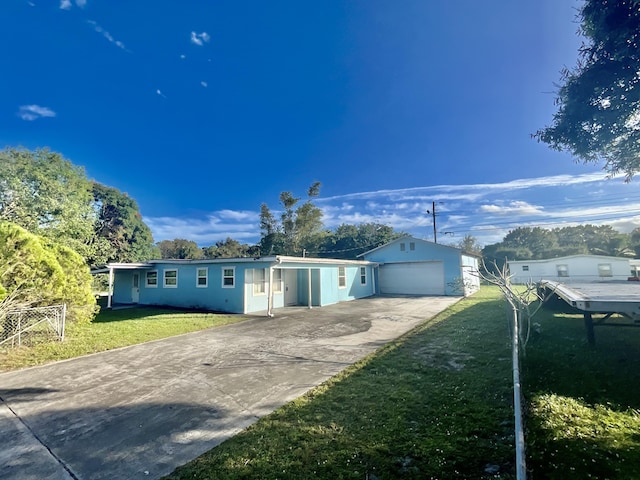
[379,261,445,295]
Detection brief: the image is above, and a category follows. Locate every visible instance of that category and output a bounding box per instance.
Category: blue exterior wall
[362,237,465,296]
[111,260,376,314]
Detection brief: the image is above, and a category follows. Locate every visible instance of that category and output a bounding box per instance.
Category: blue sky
[3,0,640,248]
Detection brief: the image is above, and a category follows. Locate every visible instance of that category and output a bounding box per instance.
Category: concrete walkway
[0,295,459,480]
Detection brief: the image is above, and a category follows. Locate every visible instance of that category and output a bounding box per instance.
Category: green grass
[523,307,640,479]
[0,306,244,372]
[165,287,518,480]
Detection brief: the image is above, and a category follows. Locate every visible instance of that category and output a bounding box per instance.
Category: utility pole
[427,201,437,243]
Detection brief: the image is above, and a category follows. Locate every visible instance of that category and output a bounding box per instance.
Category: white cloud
[479,201,544,216]
[59,0,72,9]
[87,20,129,52]
[75,0,86,6]
[17,104,56,121]
[180,54,186,59]
[200,81,208,88]
[190,31,210,46]
[156,89,166,98]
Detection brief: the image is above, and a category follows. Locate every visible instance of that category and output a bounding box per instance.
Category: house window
[522,266,529,271]
[146,270,158,288]
[400,243,406,252]
[253,268,266,295]
[196,268,208,287]
[338,266,346,288]
[273,269,283,293]
[598,264,612,278]
[360,267,367,285]
[222,267,235,288]
[409,242,415,251]
[556,264,569,277]
[164,269,178,288]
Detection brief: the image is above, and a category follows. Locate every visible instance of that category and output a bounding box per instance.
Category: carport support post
[107,266,114,309]
[267,266,274,317]
[584,312,596,346]
[307,268,312,309]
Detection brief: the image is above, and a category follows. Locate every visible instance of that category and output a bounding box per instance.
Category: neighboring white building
[508,254,635,284]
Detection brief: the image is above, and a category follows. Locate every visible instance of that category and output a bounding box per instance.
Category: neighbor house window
[196,268,208,287]
[400,243,406,251]
[164,269,178,288]
[598,264,612,278]
[409,242,415,251]
[146,270,158,288]
[556,264,569,277]
[222,267,235,288]
[522,266,529,271]
[338,266,346,288]
[360,267,367,285]
[273,269,283,293]
[253,268,266,295]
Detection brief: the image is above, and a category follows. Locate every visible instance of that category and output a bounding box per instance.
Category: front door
[284,270,298,306]
[132,273,140,303]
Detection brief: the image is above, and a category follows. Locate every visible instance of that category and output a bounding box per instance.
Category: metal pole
[512,304,527,479]
[432,201,437,243]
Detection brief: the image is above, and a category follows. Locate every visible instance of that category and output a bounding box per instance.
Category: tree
[203,238,258,258]
[157,239,204,259]
[0,222,96,324]
[91,182,158,265]
[259,182,324,256]
[0,148,97,259]
[456,234,482,255]
[534,0,640,179]
[319,223,402,259]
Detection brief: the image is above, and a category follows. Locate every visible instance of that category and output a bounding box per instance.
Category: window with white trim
[273,269,283,293]
[253,268,266,295]
[338,266,346,288]
[556,264,569,277]
[598,263,612,277]
[522,265,529,271]
[164,269,178,288]
[400,243,406,251]
[196,268,208,287]
[409,242,415,251]
[146,270,158,288]
[360,267,367,285]
[222,267,235,288]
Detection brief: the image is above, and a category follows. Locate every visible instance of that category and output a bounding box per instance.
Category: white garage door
[379,262,445,295]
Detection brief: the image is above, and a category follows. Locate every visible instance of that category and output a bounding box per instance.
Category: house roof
[507,254,633,264]
[92,256,377,274]
[357,235,464,258]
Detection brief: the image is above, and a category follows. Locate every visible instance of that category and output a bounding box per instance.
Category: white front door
[284,270,298,306]
[132,273,140,303]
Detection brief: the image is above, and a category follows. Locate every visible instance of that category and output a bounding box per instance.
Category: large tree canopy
[91,182,158,264]
[0,148,96,258]
[534,0,640,179]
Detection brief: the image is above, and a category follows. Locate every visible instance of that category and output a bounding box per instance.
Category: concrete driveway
[0,295,460,480]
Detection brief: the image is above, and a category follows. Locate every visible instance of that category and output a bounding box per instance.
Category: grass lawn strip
[0,307,243,372]
[165,287,517,479]
[523,307,640,479]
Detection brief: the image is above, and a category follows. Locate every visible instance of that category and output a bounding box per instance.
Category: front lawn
[165,287,518,479]
[0,306,243,372]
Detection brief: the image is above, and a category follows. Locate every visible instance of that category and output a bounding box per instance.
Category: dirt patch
[413,340,474,371]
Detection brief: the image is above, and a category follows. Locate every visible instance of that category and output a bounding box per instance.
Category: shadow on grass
[93,305,234,323]
[523,307,640,479]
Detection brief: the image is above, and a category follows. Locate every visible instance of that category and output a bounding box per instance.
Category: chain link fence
[0,304,66,348]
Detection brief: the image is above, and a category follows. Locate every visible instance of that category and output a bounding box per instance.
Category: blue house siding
[361,236,476,296]
[106,257,377,315]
